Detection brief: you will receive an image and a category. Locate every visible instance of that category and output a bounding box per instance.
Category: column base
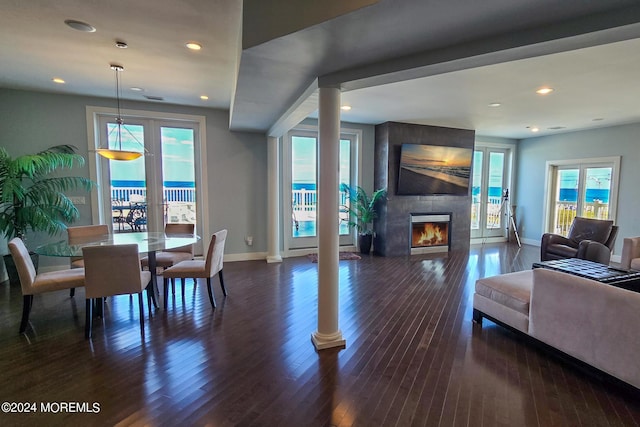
[311,330,346,351]
[266,255,283,263]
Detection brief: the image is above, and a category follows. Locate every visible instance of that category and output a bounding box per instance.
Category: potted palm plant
[0,144,93,284]
[340,184,386,254]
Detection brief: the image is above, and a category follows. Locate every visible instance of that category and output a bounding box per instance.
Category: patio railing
[111,186,196,203]
[553,201,609,235]
[291,189,348,219]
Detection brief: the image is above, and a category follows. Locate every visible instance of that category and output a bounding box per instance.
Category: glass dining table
[35,231,200,309]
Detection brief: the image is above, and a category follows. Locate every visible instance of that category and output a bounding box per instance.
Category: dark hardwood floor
[1,243,638,426]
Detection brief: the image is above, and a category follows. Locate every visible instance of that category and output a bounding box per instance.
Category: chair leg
[85,298,93,339]
[19,295,33,334]
[206,277,216,309]
[146,288,152,314]
[70,288,75,297]
[138,292,145,335]
[219,270,227,296]
[163,278,170,310]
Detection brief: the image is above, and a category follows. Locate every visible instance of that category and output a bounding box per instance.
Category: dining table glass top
[35,231,200,257]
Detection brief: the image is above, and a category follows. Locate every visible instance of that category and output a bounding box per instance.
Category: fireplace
[410,213,451,255]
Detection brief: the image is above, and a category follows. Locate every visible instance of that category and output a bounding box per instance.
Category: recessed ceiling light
[186,42,202,51]
[547,126,566,130]
[200,95,209,100]
[52,78,65,84]
[592,118,604,121]
[530,127,540,132]
[130,87,144,92]
[340,105,352,111]
[64,19,96,32]
[536,87,554,95]
[488,102,501,107]
[115,40,128,49]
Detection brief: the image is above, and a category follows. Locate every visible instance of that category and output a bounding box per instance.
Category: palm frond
[341,184,386,234]
[0,145,94,241]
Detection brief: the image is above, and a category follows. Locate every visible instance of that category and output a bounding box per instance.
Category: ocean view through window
[106,123,197,232]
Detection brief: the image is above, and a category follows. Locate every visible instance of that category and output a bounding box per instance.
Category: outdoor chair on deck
[161,229,227,309]
[8,237,85,334]
[82,244,151,339]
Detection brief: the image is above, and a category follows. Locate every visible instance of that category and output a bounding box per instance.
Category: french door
[546,160,618,235]
[470,146,510,239]
[284,128,358,250]
[96,115,200,237]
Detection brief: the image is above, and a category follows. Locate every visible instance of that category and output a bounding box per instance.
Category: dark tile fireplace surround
[373,122,474,257]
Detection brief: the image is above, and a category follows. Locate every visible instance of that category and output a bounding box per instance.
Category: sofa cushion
[475,270,532,316]
[631,259,640,271]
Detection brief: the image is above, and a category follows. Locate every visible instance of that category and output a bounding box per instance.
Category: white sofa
[473,268,640,389]
[620,237,640,271]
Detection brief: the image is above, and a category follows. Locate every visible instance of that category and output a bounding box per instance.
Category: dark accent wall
[374,122,475,256]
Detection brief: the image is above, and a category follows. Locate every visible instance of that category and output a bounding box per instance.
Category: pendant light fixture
[96,64,148,161]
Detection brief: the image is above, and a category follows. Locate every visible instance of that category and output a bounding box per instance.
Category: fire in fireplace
[410,213,451,254]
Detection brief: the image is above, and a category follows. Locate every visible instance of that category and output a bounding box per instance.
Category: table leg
[147,251,160,309]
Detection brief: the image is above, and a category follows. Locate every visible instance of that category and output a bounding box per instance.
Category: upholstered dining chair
[161,229,227,309]
[8,237,85,334]
[67,224,109,297]
[82,244,151,339]
[140,223,195,273]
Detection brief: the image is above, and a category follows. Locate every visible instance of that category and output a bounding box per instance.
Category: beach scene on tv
[397,143,472,195]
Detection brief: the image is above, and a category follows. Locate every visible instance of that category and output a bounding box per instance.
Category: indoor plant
[340,184,386,254]
[0,144,93,283]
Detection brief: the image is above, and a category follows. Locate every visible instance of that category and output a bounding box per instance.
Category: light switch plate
[69,196,86,205]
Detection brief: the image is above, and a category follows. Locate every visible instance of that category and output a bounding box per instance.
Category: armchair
[620,237,640,271]
[541,217,618,263]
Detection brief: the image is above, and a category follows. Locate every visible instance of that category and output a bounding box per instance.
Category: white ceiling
[2,0,640,140]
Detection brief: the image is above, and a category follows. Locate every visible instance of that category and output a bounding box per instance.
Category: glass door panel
[286,130,356,250]
[582,167,612,219]
[291,135,317,240]
[160,127,197,227]
[486,152,505,230]
[470,147,509,239]
[553,168,579,234]
[339,139,351,236]
[107,122,148,233]
[470,150,482,232]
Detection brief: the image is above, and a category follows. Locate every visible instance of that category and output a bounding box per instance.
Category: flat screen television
[397,143,472,196]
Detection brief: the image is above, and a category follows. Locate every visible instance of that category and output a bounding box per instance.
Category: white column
[312,86,346,350]
[266,136,282,263]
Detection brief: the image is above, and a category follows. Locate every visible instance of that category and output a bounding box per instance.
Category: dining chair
[161,229,227,309]
[140,223,195,271]
[67,224,110,268]
[67,224,109,297]
[82,244,151,339]
[8,237,85,334]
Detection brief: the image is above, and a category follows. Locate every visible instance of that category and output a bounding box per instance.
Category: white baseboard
[521,238,540,247]
[223,252,268,262]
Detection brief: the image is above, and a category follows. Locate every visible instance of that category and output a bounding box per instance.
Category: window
[87,107,208,253]
[544,157,620,235]
[471,144,513,240]
[284,126,360,251]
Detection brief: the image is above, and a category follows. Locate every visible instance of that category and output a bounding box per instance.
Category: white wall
[515,122,640,254]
